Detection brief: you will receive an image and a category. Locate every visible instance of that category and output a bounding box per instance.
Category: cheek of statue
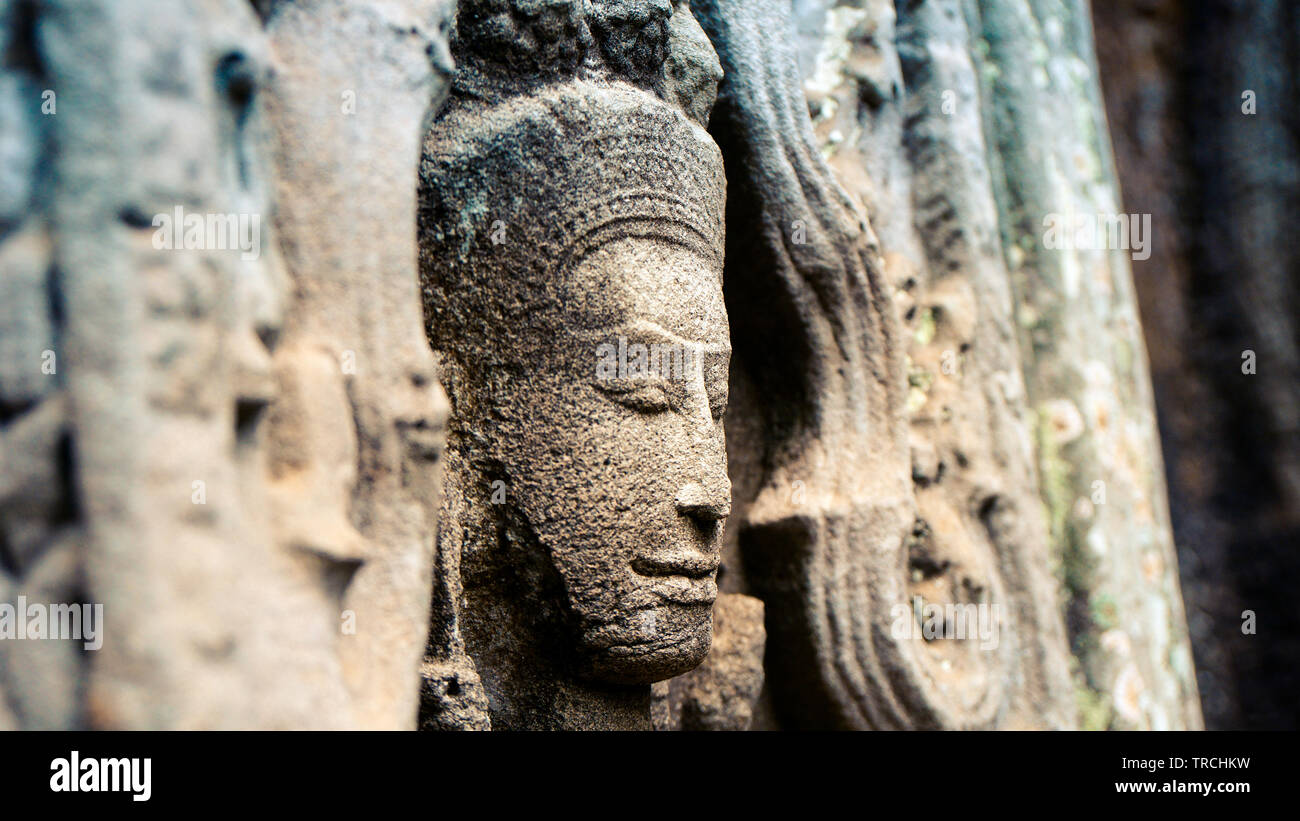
[491,250,731,685]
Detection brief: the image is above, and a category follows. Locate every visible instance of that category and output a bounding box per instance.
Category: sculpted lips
[395,417,444,459]
[579,548,719,654]
[632,548,720,605]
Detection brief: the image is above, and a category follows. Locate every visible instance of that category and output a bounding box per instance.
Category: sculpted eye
[595,381,672,414]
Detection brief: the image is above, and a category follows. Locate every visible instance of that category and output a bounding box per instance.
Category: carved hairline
[550,191,722,279]
[422,80,725,270]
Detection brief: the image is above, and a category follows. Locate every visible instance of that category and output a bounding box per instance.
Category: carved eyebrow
[589,319,731,356]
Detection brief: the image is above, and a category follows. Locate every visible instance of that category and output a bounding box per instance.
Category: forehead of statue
[558,235,728,346]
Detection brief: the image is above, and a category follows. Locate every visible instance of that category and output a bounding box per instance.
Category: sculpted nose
[676,481,731,523]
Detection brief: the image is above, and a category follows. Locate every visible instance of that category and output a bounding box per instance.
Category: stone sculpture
[692,0,1074,728]
[258,0,458,729]
[0,0,1201,732]
[418,0,733,730]
[0,0,455,729]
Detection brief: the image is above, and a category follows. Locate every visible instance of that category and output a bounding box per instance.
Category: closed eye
[595,381,672,414]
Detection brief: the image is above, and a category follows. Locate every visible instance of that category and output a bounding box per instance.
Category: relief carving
[419,0,733,730]
[0,0,456,729]
[0,0,1203,734]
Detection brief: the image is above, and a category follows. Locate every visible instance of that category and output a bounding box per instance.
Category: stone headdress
[417,78,726,360]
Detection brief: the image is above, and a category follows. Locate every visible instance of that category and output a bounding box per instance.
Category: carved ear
[662,0,722,126]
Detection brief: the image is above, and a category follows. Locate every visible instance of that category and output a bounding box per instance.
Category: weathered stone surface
[971,0,1200,730]
[663,1,721,126]
[260,0,457,731]
[0,0,454,729]
[694,0,1075,730]
[0,0,1208,732]
[419,0,731,730]
[652,592,765,731]
[0,0,70,730]
[790,0,1198,729]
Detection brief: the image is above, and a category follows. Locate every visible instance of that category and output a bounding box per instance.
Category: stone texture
[1093,0,1300,730]
[418,0,732,730]
[0,0,1207,732]
[971,0,1200,730]
[0,0,454,729]
[652,592,765,731]
[789,0,1198,729]
[259,0,457,731]
[696,0,1075,729]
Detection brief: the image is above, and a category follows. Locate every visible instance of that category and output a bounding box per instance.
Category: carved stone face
[488,233,731,684]
[421,77,728,702]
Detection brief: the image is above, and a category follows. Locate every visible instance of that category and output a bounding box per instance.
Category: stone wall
[0,0,1205,730]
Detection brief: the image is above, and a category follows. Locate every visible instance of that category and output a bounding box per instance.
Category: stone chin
[579,603,715,684]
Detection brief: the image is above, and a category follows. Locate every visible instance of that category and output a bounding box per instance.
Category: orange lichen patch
[1073,496,1096,520]
[1141,550,1163,583]
[1043,398,1085,444]
[1113,662,1145,726]
[1100,628,1132,657]
[1085,391,1112,435]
